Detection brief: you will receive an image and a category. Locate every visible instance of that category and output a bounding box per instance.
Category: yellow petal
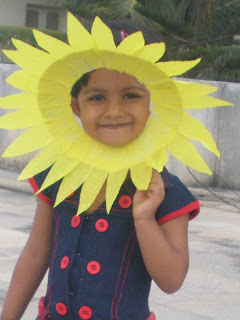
[0,109,43,129]
[38,139,91,192]
[18,139,73,180]
[150,80,233,110]
[116,31,145,54]
[179,112,220,157]
[6,70,39,92]
[33,30,73,58]
[3,40,53,71]
[55,163,93,207]
[167,133,212,174]
[134,42,165,63]
[106,169,128,213]
[67,12,94,50]
[156,58,201,77]
[92,16,116,51]
[0,93,37,110]
[146,149,168,172]
[2,127,52,157]
[173,80,233,109]
[77,168,108,215]
[183,95,234,109]
[131,163,152,190]
[174,80,218,96]
[12,38,49,56]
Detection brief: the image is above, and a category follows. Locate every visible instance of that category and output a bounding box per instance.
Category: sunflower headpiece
[0,13,232,214]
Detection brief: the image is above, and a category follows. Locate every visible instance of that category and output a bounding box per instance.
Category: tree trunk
[193,0,208,44]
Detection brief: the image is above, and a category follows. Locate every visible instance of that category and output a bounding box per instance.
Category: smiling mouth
[99,123,132,129]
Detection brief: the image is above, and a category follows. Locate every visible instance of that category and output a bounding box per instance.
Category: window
[26,9,39,28]
[47,12,59,31]
[25,4,64,31]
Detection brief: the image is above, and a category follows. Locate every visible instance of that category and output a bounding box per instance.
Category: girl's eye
[124,93,140,99]
[89,94,105,101]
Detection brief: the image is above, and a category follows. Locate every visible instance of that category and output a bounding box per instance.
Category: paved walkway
[0,174,240,320]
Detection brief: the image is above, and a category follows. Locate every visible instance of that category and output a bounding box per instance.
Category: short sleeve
[28,167,55,206]
[156,168,200,225]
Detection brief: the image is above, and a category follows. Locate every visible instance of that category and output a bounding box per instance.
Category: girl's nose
[104,99,124,117]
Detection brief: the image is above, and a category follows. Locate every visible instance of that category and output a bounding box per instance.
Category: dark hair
[70,19,162,97]
[70,71,92,98]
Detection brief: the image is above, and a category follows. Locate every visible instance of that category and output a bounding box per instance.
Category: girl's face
[71,69,150,146]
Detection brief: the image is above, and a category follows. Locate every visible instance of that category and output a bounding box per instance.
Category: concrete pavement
[0,172,240,320]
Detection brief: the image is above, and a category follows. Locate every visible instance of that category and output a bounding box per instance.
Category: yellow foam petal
[54,163,93,207]
[12,38,53,62]
[38,139,91,192]
[146,149,168,172]
[6,70,39,92]
[106,169,128,213]
[156,58,201,77]
[131,163,152,190]
[179,112,220,157]
[0,93,37,109]
[167,133,212,174]
[134,42,165,63]
[3,41,53,72]
[0,109,43,129]
[116,31,145,54]
[150,80,233,110]
[33,30,73,58]
[67,12,94,50]
[183,95,233,109]
[77,168,108,215]
[18,139,73,180]
[92,16,116,51]
[2,127,52,157]
[174,80,217,95]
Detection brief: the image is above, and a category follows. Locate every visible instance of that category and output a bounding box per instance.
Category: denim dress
[29,167,200,320]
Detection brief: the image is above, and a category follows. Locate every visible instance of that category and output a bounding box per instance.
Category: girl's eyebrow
[83,86,146,95]
[121,86,146,92]
[83,88,107,95]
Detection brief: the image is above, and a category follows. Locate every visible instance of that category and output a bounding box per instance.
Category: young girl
[1,13,227,320]
[0,67,200,320]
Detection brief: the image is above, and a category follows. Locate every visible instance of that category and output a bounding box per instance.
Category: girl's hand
[133,170,165,222]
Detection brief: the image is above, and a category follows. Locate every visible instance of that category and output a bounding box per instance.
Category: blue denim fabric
[31,168,199,320]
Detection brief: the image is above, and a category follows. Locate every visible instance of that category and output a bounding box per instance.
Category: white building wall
[0,0,67,31]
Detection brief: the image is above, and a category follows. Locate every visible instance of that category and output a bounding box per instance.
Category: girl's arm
[133,170,189,294]
[0,199,53,320]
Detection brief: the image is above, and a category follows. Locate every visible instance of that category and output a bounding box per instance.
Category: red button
[119,195,132,208]
[60,256,70,270]
[68,191,75,198]
[95,219,108,232]
[71,215,81,228]
[87,261,101,275]
[56,302,67,315]
[79,306,92,319]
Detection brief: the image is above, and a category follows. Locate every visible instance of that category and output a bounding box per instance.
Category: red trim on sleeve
[157,200,200,225]
[28,177,52,205]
